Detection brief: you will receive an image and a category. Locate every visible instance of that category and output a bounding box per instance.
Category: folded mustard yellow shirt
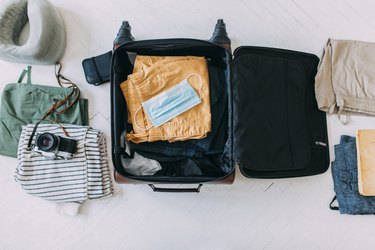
[120,56,211,143]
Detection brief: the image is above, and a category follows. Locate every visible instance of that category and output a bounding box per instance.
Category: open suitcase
[110,20,330,192]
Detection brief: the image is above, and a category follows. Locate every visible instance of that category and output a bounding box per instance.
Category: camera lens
[36,133,59,152]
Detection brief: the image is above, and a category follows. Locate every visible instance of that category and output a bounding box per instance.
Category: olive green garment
[0,67,89,158]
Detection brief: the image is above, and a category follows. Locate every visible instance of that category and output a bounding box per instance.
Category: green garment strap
[17,66,32,84]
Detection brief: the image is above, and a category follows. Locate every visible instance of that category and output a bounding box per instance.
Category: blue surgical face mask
[134,76,202,129]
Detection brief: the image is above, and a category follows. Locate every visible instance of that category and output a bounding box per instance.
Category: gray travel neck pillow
[0,0,66,65]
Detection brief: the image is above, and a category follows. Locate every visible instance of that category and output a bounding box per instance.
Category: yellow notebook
[357,130,375,196]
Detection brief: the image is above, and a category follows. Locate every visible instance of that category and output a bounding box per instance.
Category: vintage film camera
[35,132,77,160]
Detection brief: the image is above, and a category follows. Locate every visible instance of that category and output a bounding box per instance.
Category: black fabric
[232,46,329,178]
[155,155,230,177]
[82,51,112,86]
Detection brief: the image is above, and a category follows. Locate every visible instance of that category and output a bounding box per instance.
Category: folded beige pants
[120,56,211,143]
[315,39,375,117]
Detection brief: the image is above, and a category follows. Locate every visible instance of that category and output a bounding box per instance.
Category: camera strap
[26,63,81,151]
[54,62,80,114]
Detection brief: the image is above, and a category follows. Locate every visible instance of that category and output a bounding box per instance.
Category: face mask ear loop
[133,106,153,131]
[187,74,203,99]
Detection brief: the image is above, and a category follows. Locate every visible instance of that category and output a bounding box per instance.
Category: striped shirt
[15,124,113,203]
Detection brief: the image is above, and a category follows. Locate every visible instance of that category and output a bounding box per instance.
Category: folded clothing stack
[121,55,211,143]
[118,55,230,177]
[0,66,88,158]
[331,135,375,214]
[15,124,113,214]
[315,39,375,120]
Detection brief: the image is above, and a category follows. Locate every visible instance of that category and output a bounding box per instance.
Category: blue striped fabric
[15,124,113,203]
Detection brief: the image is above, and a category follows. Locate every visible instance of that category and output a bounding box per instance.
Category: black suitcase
[110,20,329,192]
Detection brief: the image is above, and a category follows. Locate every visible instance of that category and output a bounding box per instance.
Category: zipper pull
[315,141,327,147]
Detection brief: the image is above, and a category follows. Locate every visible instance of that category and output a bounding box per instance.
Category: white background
[1,0,375,249]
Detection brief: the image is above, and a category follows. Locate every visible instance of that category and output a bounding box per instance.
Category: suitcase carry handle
[148,184,203,193]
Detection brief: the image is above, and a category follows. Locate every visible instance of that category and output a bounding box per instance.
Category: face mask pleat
[147,90,197,119]
[142,79,201,128]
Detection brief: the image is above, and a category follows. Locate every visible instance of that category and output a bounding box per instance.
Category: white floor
[1,0,375,249]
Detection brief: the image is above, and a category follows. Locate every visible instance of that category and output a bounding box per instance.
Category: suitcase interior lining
[111,41,234,182]
[232,53,310,172]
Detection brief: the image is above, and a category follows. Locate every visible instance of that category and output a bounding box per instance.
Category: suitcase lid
[231,46,329,178]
